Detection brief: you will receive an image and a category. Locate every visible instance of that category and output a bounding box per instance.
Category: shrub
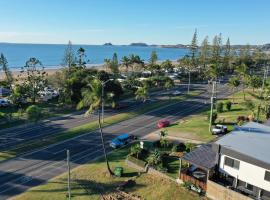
[171,144,178,152]
[216,102,224,113]
[26,105,42,122]
[208,111,218,123]
[185,143,196,153]
[225,100,232,111]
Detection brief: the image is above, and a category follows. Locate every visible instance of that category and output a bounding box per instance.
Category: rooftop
[182,144,217,170]
[215,122,270,165]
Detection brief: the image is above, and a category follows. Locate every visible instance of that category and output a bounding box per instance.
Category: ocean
[0,43,189,70]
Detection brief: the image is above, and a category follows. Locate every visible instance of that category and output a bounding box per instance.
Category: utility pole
[257,62,269,121]
[67,150,71,200]
[101,79,110,124]
[209,81,216,133]
[187,70,191,94]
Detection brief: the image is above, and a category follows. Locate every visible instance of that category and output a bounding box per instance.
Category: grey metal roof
[182,144,217,170]
[215,122,270,165]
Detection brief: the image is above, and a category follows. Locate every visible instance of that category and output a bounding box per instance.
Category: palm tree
[135,86,149,102]
[129,144,142,159]
[104,58,111,72]
[228,77,240,103]
[77,78,114,175]
[121,56,130,72]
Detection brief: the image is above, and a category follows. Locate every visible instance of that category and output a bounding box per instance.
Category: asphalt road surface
[0,85,191,152]
[0,84,230,199]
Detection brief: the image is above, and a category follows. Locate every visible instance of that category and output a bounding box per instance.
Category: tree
[18,58,47,103]
[110,53,119,74]
[161,59,173,73]
[130,144,142,159]
[228,77,240,103]
[104,58,111,72]
[62,41,75,70]
[121,56,130,72]
[147,149,162,166]
[225,100,232,111]
[164,78,174,91]
[26,105,42,123]
[249,75,262,91]
[211,34,222,66]
[149,51,158,66]
[190,29,198,69]
[77,78,114,175]
[235,63,249,100]
[77,47,86,67]
[223,38,232,73]
[207,63,220,81]
[0,53,13,88]
[199,36,210,71]
[135,86,149,102]
[9,85,27,108]
[242,100,256,117]
[216,102,224,113]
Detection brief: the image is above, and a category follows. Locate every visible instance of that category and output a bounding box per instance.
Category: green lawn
[13,146,206,200]
[0,91,200,162]
[165,89,267,143]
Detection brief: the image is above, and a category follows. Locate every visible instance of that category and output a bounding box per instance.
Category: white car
[0,99,10,107]
[212,124,227,135]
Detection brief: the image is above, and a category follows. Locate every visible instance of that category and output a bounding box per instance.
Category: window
[246,183,253,191]
[224,157,240,169]
[265,171,270,182]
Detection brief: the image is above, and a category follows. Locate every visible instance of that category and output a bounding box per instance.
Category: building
[213,122,270,199]
[179,122,270,200]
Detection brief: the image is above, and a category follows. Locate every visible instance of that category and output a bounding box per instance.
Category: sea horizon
[0,43,189,71]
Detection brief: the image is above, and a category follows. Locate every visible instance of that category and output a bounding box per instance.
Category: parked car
[110,133,133,148]
[212,124,227,135]
[157,119,170,128]
[0,99,11,107]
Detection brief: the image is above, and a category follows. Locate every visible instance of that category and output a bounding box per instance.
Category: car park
[157,119,170,128]
[212,124,227,135]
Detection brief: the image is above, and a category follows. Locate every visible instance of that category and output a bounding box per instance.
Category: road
[0,85,192,152]
[0,84,230,199]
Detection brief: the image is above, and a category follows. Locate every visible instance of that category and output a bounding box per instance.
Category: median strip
[0,91,200,162]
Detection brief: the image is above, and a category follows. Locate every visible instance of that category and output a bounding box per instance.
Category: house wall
[206,180,253,200]
[219,154,270,192]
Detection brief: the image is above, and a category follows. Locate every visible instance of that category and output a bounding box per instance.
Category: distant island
[129,43,148,47]
[103,43,113,46]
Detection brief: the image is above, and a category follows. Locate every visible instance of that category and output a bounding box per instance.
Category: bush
[171,144,178,152]
[185,143,196,153]
[208,111,218,123]
[26,105,42,122]
[225,101,232,111]
[216,102,224,113]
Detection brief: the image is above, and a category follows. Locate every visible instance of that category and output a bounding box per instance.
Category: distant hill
[103,43,113,46]
[129,43,148,47]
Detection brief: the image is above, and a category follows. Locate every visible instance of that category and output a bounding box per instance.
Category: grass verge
[0,91,200,162]
[12,146,207,200]
[165,89,267,143]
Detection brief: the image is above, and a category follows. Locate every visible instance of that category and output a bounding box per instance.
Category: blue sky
[0,0,269,45]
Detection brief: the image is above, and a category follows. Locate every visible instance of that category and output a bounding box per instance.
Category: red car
[157,119,170,128]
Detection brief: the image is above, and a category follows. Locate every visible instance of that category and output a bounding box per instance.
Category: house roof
[182,144,217,170]
[215,122,270,165]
